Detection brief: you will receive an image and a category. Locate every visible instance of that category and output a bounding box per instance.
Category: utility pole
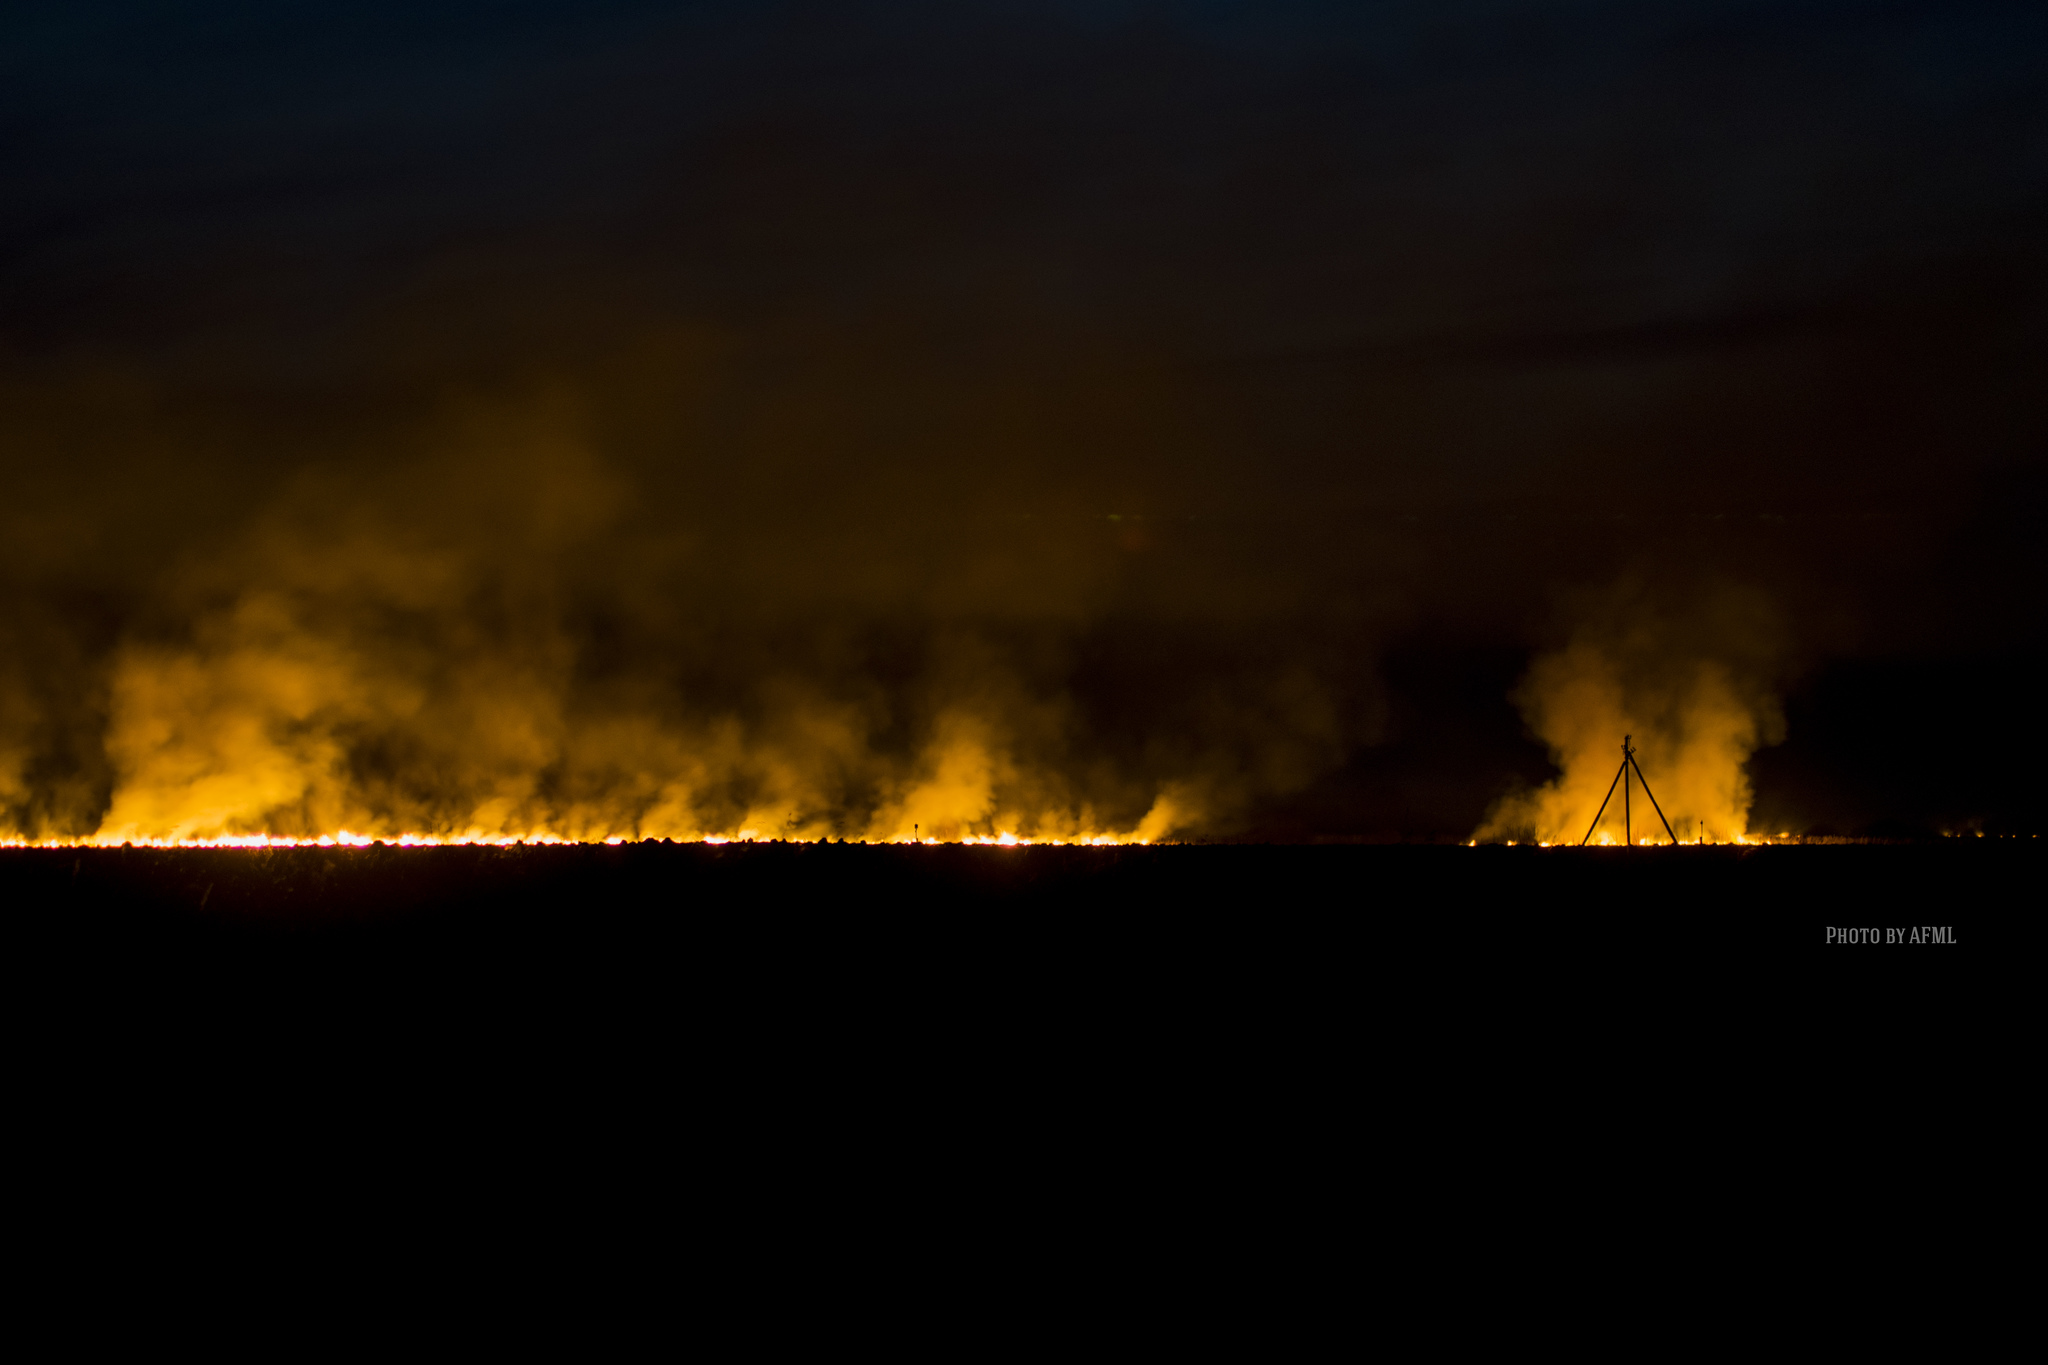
[1581,734,1680,846]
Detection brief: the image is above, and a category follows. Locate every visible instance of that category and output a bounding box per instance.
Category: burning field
[0,410,1801,854]
[7,14,2042,1244]
[4,4,2041,943]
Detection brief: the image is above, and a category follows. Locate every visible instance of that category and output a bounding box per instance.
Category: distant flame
[0,828,1155,849]
[1475,584,1787,846]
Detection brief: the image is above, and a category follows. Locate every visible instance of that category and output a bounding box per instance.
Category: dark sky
[2,1,2043,840]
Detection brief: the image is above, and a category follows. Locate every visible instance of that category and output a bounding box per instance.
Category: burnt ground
[9,841,2023,1026]
[11,841,2022,1197]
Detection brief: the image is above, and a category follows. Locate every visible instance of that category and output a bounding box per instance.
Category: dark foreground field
[10,841,2021,1234]
[10,841,2022,1016]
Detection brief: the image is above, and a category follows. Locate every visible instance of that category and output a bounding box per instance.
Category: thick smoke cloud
[2,354,1380,842]
[1477,579,1789,844]
[2,3,2043,841]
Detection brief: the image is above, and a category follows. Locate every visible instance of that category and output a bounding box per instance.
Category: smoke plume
[1,366,1375,844]
[1477,580,1790,844]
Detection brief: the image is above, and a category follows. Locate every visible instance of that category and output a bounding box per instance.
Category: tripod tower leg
[1626,751,1681,844]
[1580,758,1628,846]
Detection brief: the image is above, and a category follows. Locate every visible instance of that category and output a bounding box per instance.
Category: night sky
[3,1,2043,842]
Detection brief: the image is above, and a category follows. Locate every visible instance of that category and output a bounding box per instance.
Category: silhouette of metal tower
[1581,734,1680,846]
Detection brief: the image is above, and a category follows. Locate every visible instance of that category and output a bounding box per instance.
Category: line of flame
[0,830,1148,849]
[0,832,1837,850]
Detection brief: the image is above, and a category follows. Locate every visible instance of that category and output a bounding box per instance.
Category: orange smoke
[1477,581,1789,845]
[0,387,1363,848]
